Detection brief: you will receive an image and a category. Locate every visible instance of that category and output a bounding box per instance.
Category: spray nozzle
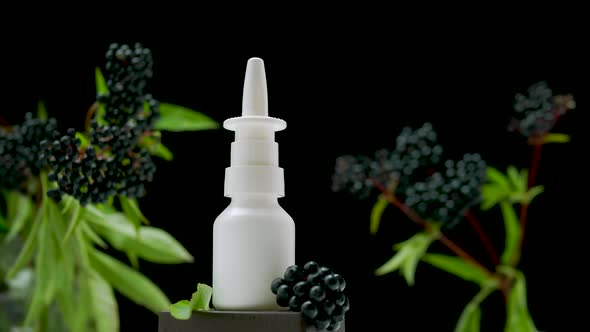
[223,57,286,133]
[222,57,287,197]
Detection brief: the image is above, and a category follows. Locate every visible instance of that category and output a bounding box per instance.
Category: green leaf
[86,209,193,264]
[127,251,140,269]
[5,199,45,279]
[155,141,174,161]
[375,232,436,286]
[542,133,570,144]
[422,254,489,285]
[154,103,218,132]
[487,167,511,191]
[89,272,119,332]
[88,249,171,313]
[63,199,82,242]
[170,300,193,320]
[505,271,539,332]
[119,195,150,226]
[507,166,524,192]
[75,132,90,148]
[524,186,544,204]
[500,202,522,265]
[95,67,108,94]
[191,283,213,311]
[0,212,7,234]
[4,191,34,242]
[455,305,481,332]
[481,184,508,210]
[139,136,174,161]
[82,222,108,249]
[37,100,48,120]
[454,280,498,332]
[370,195,388,234]
[37,206,57,305]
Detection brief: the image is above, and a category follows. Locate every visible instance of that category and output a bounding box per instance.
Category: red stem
[371,180,493,277]
[528,143,543,188]
[466,211,499,266]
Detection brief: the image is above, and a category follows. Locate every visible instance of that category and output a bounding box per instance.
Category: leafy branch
[332,81,575,331]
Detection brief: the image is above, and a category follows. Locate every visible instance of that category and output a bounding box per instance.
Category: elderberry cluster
[271,262,349,331]
[508,81,575,137]
[332,122,442,198]
[0,113,58,191]
[44,43,160,205]
[401,153,487,227]
[332,122,488,227]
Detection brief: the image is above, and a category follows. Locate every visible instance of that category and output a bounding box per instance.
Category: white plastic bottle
[212,57,295,310]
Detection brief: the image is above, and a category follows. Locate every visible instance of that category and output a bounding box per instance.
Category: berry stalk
[371,180,493,277]
[465,211,499,266]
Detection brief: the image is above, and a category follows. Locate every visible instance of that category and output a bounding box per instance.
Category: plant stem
[372,181,493,277]
[465,211,499,266]
[514,142,542,266]
[84,102,98,134]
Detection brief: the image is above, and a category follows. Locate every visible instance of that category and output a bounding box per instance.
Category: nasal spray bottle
[212,58,295,310]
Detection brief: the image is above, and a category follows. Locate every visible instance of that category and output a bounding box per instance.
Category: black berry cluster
[0,113,58,191]
[271,262,349,331]
[508,81,575,138]
[44,43,160,205]
[401,153,487,227]
[331,122,442,198]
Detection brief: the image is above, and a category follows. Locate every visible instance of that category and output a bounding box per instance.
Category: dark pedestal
[158,310,345,332]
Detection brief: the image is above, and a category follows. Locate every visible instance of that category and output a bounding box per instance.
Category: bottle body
[212,195,295,310]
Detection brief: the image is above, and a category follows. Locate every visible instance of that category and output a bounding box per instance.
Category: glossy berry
[323,274,340,291]
[271,278,284,294]
[309,285,326,302]
[301,301,318,320]
[272,261,349,331]
[327,321,342,331]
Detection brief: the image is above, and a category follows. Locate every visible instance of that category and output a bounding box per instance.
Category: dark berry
[332,306,345,322]
[301,301,318,320]
[317,267,331,277]
[342,297,350,312]
[322,299,336,315]
[276,285,291,307]
[283,265,301,283]
[293,281,310,297]
[309,285,326,302]
[314,314,330,330]
[304,261,320,275]
[327,321,343,331]
[333,292,346,306]
[271,278,284,294]
[288,296,302,311]
[334,274,346,291]
[323,274,340,291]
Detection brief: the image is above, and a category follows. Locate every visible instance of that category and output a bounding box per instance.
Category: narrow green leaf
[519,169,528,193]
[524,186,544,204]
[542,133,570,144]
[370,195,388,234]
[89,249,171,313]
[505,272,539,332]
[4,191,34,242]
[87,211,193,264]
[127,251,140,269]
[37,100,48,120]
[0,210,7,234]
[170,300,193,320]
[154,141,174,161]
[63,199,82,242]
[155,103,219,132]
[5,199,45,279]
[37,207,57,305]
[422,254,489,285]
[375,232,435,285]
[191,283,213,311]
[95,67,108,94]
[500,202,522,265]
[481,184,508,210]
[82,222,108,249]
[486,167,511,191]
[507,166,523,192]
[454,305,481,332]
[454,280,498,332]
[89,272,119,332]
[75,132,90,148]
[119,195,150,226]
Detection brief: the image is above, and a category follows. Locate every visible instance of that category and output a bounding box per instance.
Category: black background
[2,10,587,331]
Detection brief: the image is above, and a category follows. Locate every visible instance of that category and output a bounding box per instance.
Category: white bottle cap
[223,58,286,197]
